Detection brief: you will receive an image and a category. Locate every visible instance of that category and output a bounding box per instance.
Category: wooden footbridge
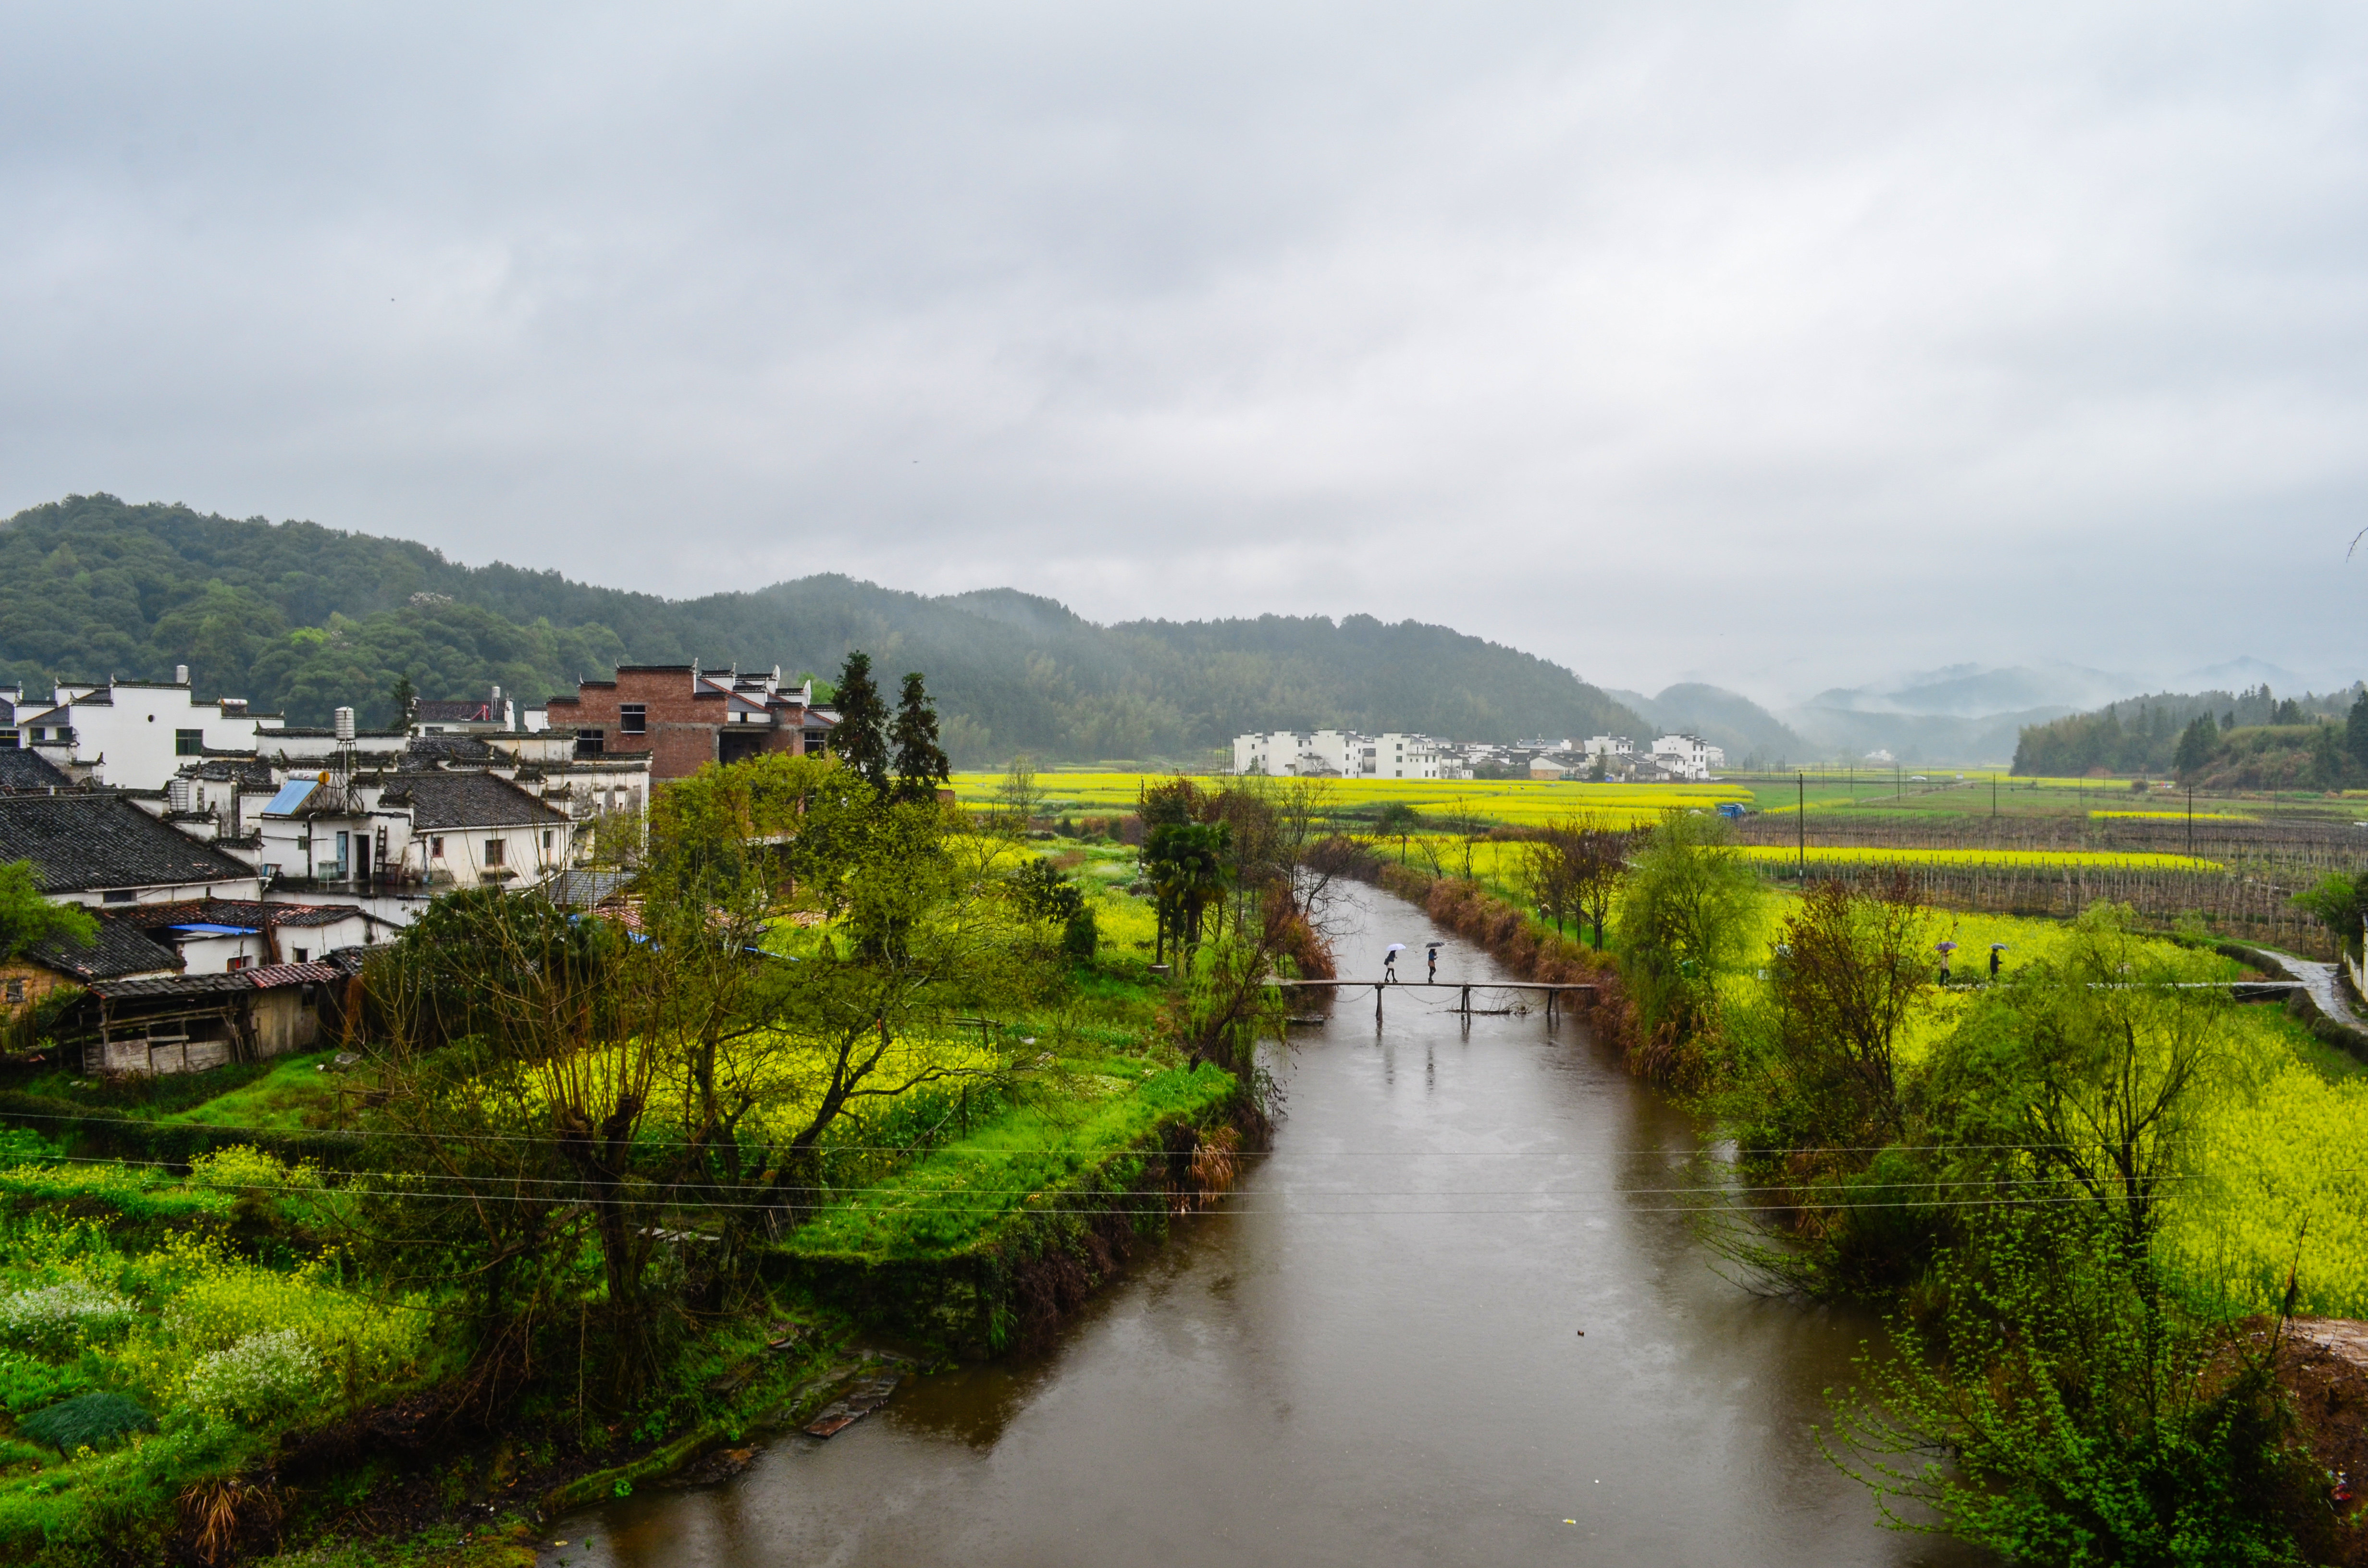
[1264,976,2306,1028]
[1267,978,1596,1025]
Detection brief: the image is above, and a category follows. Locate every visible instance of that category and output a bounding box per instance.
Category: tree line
[2012,682,2363,777]
[1587,814,2344,1564]
[0,493,1644,752]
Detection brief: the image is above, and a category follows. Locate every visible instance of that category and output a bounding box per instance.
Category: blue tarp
[262,780,316,816]
[170,923,259,937]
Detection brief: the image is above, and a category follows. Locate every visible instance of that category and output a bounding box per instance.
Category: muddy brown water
[547,884,1988,1567]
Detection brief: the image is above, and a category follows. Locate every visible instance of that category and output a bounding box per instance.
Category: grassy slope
[782,1058,1235,1261]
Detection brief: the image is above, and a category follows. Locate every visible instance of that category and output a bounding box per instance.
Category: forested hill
[0,495,1641,763]
[2010,682,2361,776]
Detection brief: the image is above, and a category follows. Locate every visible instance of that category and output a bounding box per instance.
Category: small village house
[10,669,283,791]
[548,664,834,780]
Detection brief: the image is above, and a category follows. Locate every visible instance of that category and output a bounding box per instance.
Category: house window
[485,838,506,866]
[4,980,21,1004]
[618,704,647,735]
[0,730,16,749]
[227,956,249,972]
[102,890,134,904]
[576,729,605,757]
[175,729,204,756]
[542,830,553,850]
[430,836,444,858]
[292,947,308,963]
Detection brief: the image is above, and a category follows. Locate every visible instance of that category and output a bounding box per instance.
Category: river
[548,883,1987,1567]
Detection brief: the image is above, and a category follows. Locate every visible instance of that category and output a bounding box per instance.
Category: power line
[0,1105,2206,1160]
[0,1170,2191,1218]
[0,1148,2238,1201]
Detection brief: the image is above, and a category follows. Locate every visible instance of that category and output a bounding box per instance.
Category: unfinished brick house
[545,664,837,781]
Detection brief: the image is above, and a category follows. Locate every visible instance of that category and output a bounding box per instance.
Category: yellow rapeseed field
[947,770,1750,829]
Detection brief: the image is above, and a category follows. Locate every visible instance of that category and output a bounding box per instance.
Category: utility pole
[2187,784,2195,861]
[1798,771,1806,880]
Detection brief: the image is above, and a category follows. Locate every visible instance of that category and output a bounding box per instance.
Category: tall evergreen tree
[890,671,950,803]
[2172,715,2219,779]
[831,650,890,794]
[2346,689,2368,771]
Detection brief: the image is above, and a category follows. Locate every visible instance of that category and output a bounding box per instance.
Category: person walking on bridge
[1384,943,1402,983]
[1427,944,1440,984]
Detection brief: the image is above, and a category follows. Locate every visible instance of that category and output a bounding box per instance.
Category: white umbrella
[1385,943,1406,954]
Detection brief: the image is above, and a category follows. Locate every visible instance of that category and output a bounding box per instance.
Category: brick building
[545,664,836,781]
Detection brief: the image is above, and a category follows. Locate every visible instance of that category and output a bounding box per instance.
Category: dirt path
[2240,945,2368,1031]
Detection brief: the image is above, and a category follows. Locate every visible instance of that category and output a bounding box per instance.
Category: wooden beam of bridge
[1262,977,1595,1026]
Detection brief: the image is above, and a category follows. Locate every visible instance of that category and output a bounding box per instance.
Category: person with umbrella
[1384,943,1404,983]
[1936,940,1957,986]
[1426,941,1443,984]
[1989,942,2008,981]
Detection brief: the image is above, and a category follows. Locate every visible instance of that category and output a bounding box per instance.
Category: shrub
[0,1280,134,1352]
[182,1329,320,1422]
[111,1233,433,1414]
[18,1391,153,1454]
[0,1348,96,1413]
[0,1129,60,1170]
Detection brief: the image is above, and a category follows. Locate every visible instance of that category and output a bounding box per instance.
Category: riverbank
[0,850,1226,1566]
[538,877,1997,1568]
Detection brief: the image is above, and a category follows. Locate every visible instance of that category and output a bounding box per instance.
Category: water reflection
[552,883,1987,1568]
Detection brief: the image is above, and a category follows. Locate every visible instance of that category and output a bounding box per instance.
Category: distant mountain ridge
[1606,684,1809,766]
[0,495,1644,765]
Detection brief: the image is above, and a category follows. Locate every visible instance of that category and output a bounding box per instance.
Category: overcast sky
[4,2,2364,704]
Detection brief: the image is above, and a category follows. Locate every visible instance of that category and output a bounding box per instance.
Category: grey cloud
[3,2,2365,703]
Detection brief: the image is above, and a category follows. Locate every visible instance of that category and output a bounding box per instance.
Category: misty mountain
[0,495,1643,765]
[1606,683,1809,764]
[1802,662,2137,719]
[1786,705,2068,769]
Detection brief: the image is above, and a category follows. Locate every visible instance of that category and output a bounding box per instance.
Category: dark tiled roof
[24,914,183,982]
[87,961,343,1001]
[401,735,497,768]
[177,759,275,785]
[0,749,72,792]
[115,899,367,931]
[0,795,258,894]
[380,772,567,830]
[90,971,252,1000]
[415,699,499,723]
[549,870,634,907]
[243,962,343,987]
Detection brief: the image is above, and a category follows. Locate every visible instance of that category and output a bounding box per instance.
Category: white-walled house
[1231,730,1454,778]
[0,793,264,910]
[1649,734,1720,781]
[1364,734,1447,779]
[1232,731,1359,776]
[12,672,283,791]
[380,772,574,890]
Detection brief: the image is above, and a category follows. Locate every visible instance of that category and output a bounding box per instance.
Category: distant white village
[1230,729,1726,783]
